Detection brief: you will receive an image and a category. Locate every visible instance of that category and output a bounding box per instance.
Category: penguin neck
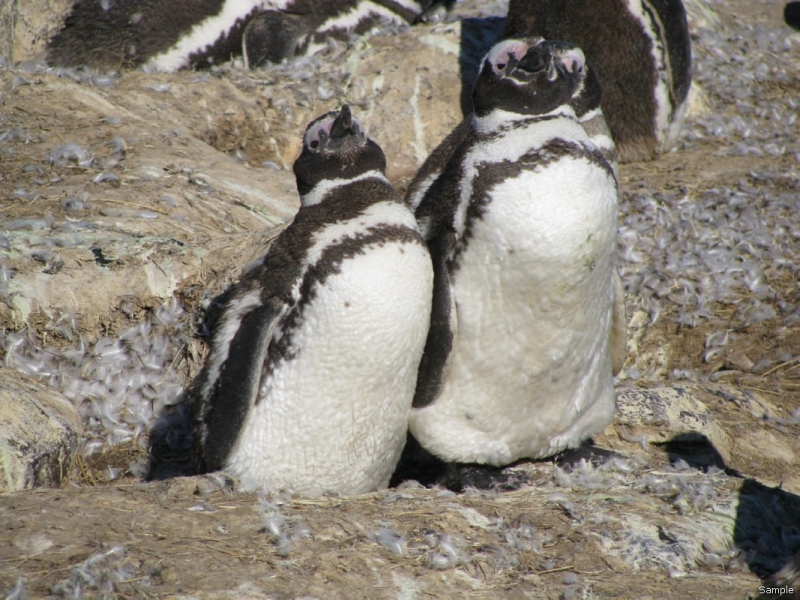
[471,104,578,137]
[300,169,389,207]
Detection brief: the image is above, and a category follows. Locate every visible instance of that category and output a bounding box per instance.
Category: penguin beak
[516,45,552,77]
[330,105,356,139]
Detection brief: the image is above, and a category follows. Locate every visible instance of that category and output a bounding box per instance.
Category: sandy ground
[1,0,799,598]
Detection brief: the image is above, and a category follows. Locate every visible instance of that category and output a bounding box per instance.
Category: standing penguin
[504,0,692,162]
[407,38,623,470]
[193,105,433,494]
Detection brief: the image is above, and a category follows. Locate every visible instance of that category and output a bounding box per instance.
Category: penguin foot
[553,441,625,469]
[389,433,528,492]
[437,463,529,493]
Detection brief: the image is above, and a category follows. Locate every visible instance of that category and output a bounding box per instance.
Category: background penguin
[406,37,623,474]
[47,0,453,71]
[242,0,455,69]
[504,0,692,162]
[192,105,433,494]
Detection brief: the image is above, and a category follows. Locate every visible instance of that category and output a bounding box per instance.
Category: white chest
[226,231,433,494]
[409,152,619,465]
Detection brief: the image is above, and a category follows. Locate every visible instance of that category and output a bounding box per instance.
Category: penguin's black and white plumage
[47,0,449,71]
[192,105,433,494]
[504,0,692,162]
[405,45,618,213]
[406,38,623,467]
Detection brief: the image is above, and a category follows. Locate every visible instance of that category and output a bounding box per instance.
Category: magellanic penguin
[192,105,433,494]
[406,37,624,468]
[504,0,692,162]
[46,0,452,71]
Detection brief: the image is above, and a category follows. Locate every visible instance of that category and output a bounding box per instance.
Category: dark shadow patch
[737,478,800,597]
[146,286,232,482]
[658,431,740,476]
[457,17,506,116]
[655,432,800,596]
[786,2,800,31]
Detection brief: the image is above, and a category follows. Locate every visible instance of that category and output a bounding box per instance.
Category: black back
[504,0,691,161]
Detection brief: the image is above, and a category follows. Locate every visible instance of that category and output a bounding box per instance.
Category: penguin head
[293,105,387,200]
[473,37,587,118]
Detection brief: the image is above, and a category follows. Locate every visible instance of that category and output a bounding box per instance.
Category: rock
[0,368,81,491]
[0,18,501,339]
[0,0,71,64]
[615,385,731,463]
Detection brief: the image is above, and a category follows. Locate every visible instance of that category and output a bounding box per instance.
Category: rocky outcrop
[0,368,81,492]
[0,0,72,64]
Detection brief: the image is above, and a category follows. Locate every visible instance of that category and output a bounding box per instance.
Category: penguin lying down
[193,37,625,495]
[46,0,453,71]
[192,105,434,494]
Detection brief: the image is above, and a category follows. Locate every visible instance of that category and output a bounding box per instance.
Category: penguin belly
[225,236,433,494]
[409,157,618,465]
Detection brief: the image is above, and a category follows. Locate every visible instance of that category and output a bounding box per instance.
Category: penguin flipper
[405,120,472,214]
[195,291,285,472]
[413,232,457,408]
[609,269,627,376]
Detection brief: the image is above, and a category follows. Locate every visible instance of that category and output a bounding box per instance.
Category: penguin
[504,0,692,162]
[46,0,452,71]
[192,105,433,494]
[406,37,623,469]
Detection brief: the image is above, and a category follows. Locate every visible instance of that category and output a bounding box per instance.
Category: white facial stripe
[557,47,585,73]
[457,109,589,237]
[300,170,388,207]
[485,39,539,67]
[304,116,336,147]
[316,1,407,34]
[146,0,286,71]
[200,287,264,401]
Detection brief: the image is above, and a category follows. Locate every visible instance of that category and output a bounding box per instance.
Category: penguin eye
[310,139,319,149]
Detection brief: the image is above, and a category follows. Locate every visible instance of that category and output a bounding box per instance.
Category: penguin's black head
[293,105,387,200]
[569,62,602,120]
[472,37,587,118]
